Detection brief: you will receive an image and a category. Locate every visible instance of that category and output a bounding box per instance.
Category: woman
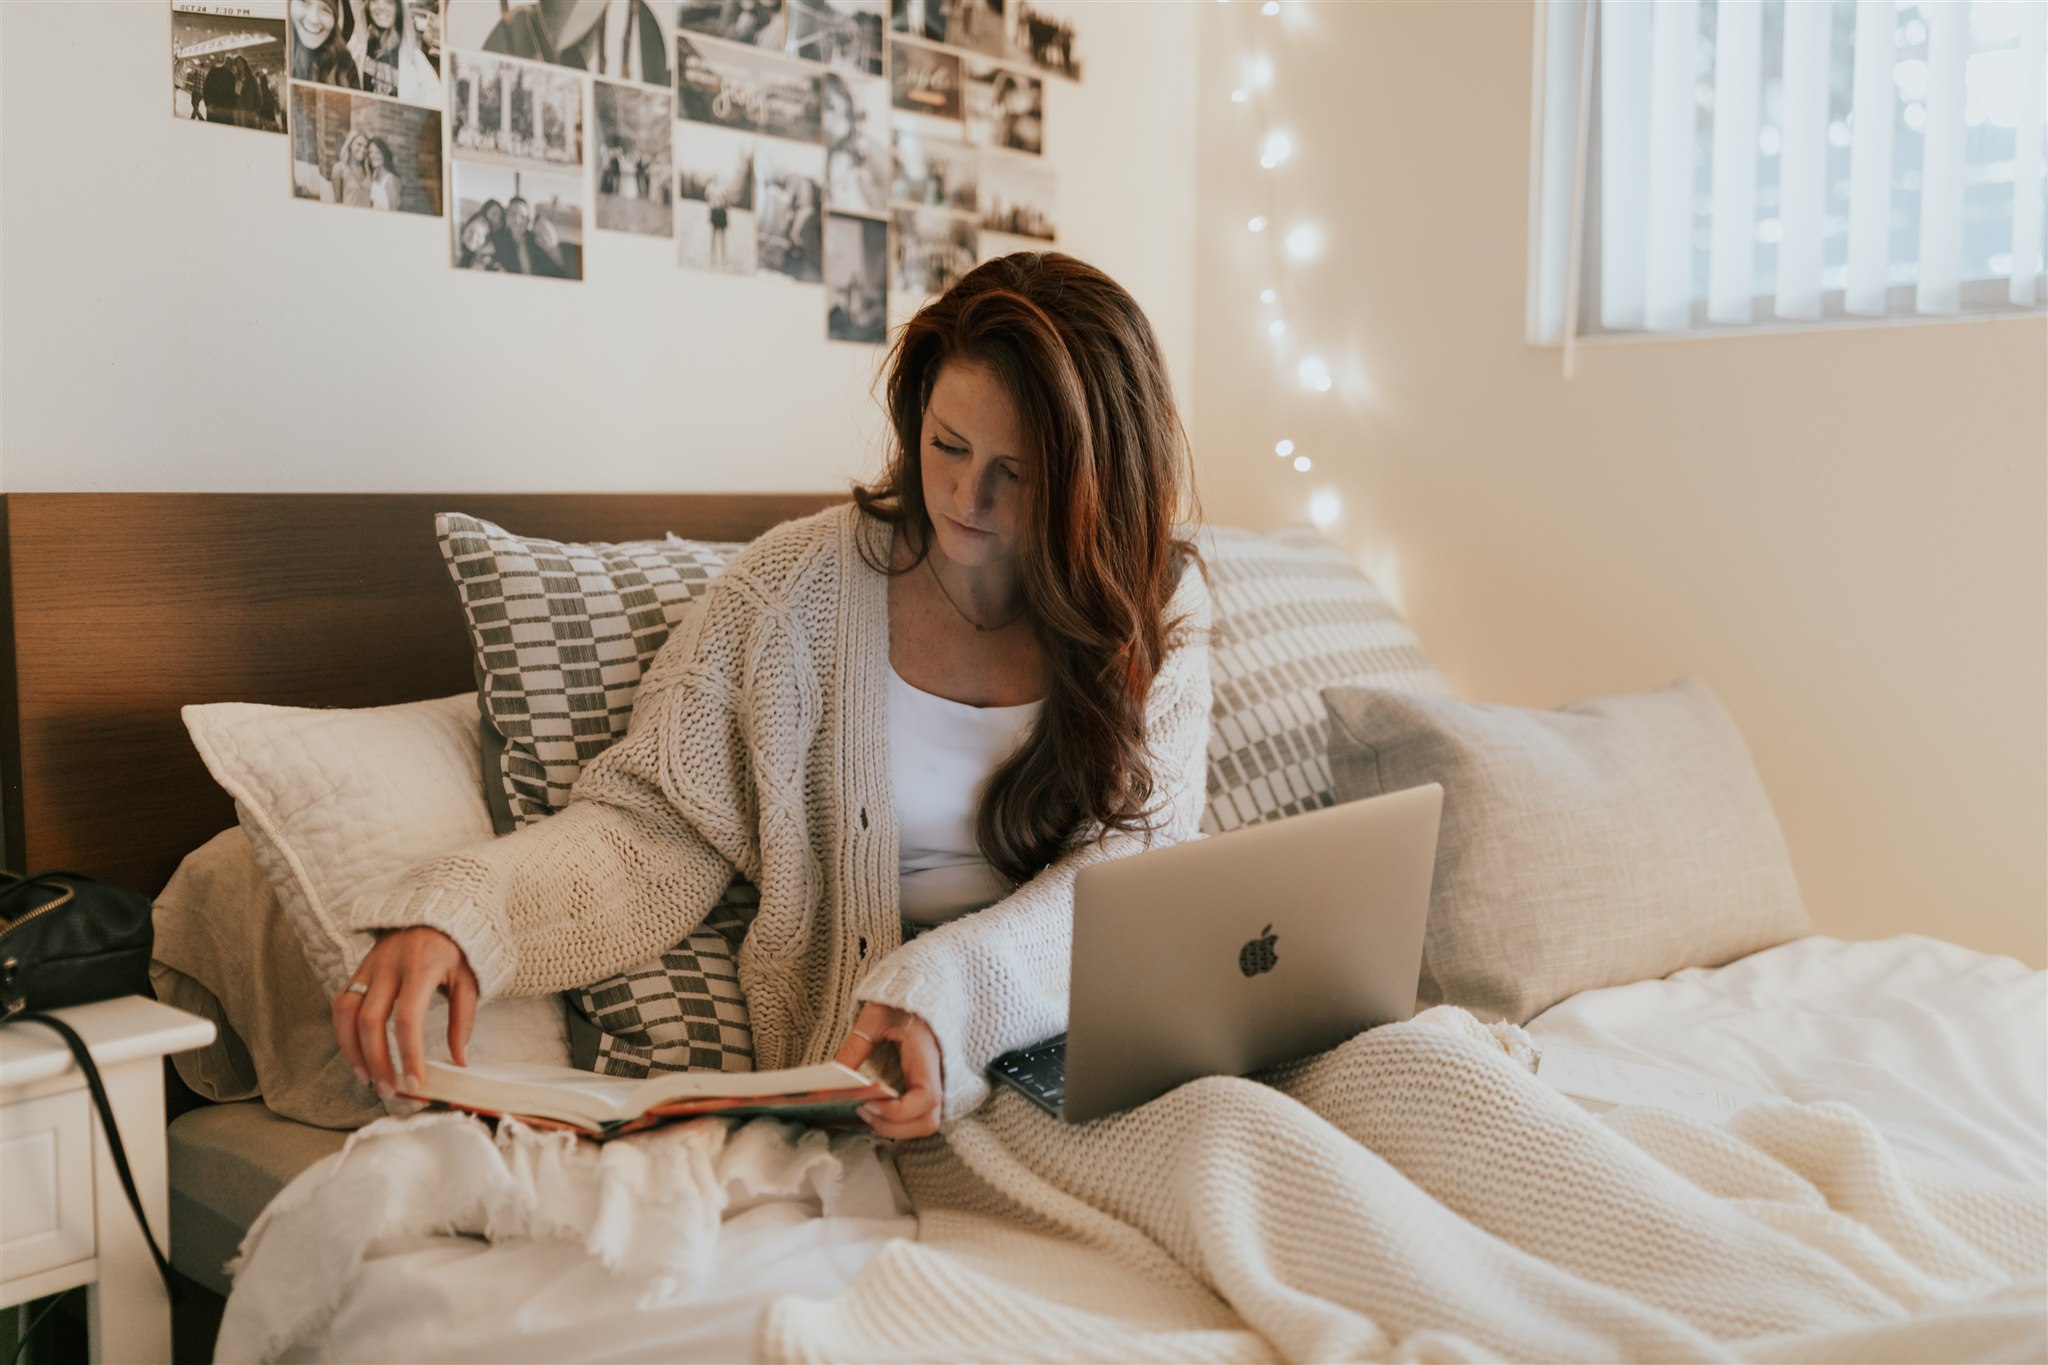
[365,137,401,211]
[332,253,1209,1141]
[290,0,361,89]
[333,130,374,207]
[707,186,731,268]
[776,177,823,281]
[353,0,444,103]
[822,71,887,216]
[456,208,502,270]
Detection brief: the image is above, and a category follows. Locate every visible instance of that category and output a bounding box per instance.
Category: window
[1528,0,2047,344]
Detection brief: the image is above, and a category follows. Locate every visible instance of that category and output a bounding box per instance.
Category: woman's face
[822,84,853,148]
[345,132,368,162]
[920,359,1028,571]
[290,0,335,48]
[368,0,397,28]
[462,217,489,250]
[367,141,388,172]
[484,202,505,229]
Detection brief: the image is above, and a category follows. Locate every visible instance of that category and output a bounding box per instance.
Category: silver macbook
[990,781,1443,1123]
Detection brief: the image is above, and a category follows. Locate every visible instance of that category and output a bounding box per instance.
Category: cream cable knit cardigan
[348,503,1214,1121]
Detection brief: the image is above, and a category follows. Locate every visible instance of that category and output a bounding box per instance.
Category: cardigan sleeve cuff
[344,880,519,1000]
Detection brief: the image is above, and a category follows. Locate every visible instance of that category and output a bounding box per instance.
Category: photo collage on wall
[168,0,1077,344]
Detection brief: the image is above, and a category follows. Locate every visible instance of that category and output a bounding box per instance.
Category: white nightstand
[0,996,215,1364]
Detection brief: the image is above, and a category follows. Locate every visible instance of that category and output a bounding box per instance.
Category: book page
[634,1061,881,1107]
[421,1060,646,1123]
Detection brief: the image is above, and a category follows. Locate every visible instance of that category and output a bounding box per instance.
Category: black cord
[10,1289,76,1365]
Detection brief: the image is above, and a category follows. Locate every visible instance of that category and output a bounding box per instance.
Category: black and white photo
[889,38,959,120]
[593,81,673,236]
[978,152,1054,239]
[825,212,887,343]
[675,122,756,273]
[940,0,1005,58]
[888,0,945,44]
[675,0,787,50]
[784,0,883,75]
[677,36,822,142]
[754,139,826,283]
[290,84,442,212]
[353,0,443,104]
[1011,0,1079,80]
[891,205,976,296]
[444,0,670,86]
[173,1,288,132]
[449,51,583,168]
[288,0,365,90]
[890,114,976,212]
[822,72,889,218]
[452,160,584,278]
[963,59,1040,155]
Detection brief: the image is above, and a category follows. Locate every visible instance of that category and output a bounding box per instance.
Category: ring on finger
[344,982,369,997]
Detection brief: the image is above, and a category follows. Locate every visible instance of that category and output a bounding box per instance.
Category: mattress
[169,1101,350,1297]
[213,934,2045,1361]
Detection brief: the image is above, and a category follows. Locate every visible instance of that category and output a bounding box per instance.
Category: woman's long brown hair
[854,251,1201,887]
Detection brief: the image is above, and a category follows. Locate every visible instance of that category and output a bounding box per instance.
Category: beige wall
[1194,1,2047,966]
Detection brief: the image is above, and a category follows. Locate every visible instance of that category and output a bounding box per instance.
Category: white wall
[0,0,1198,493]
[1193,1,2047,968]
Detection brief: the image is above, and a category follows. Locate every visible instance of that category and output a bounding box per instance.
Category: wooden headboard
[0,493,844,897]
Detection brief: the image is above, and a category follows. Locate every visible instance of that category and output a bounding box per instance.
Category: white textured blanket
[770,1005,2046,1363]
[221,1007,2046,1364]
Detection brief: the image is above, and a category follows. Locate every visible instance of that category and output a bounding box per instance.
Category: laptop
[989,781,1443,1123]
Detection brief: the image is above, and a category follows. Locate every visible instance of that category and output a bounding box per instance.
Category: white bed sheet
[265,933,2045,1363]
[1526,933,2046,1188]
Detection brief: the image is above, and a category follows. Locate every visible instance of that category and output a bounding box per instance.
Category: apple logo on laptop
[1238,924,1279,978]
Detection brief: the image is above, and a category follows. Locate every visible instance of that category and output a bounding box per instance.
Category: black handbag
[0,870,154,1017]
[0,869,178,1311]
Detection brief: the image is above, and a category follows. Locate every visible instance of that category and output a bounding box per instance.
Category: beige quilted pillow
[1322,677,1811,1024]
[182,693,570,1116]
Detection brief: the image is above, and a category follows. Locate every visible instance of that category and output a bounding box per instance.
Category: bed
[4,492,2041,1364]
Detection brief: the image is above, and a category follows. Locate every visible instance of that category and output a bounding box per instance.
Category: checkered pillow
[435,512,756,1077]
[435,513,743,834]
[1197,525,1451,834]
[570,880,761,1076]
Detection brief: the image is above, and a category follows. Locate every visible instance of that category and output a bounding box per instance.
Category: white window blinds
[1529,0,2048,345]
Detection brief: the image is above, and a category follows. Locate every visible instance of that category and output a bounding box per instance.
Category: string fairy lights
[1225,0,1339,528]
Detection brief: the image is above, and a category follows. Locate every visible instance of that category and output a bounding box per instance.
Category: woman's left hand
[835,1003,943,1140]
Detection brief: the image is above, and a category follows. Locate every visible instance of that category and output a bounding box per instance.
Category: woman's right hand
[331,926,478,1100]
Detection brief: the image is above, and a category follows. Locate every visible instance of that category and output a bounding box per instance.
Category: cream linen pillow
[183,693,570,1113]
[151,828,384,1128]
[1321,678,1811,1025]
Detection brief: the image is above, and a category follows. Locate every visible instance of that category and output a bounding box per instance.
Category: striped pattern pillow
[1197,525,1451,834]
[436,512,757,1078]
[436,513,742,833]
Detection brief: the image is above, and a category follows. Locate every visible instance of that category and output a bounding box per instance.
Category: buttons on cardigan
[860,806,869,829]
[858,936,868,958]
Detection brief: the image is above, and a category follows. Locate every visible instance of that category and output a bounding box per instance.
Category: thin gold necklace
[926,553,1026,632]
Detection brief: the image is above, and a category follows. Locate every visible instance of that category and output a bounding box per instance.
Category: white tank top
[888,666,1041,929]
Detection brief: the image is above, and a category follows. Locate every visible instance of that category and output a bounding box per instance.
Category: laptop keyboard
[989,1034,1068,1114]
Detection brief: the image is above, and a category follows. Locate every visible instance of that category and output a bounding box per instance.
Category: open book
[402,1059,897,1140]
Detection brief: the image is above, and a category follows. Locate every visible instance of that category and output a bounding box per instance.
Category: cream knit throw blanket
[763,1008,2047,1363]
